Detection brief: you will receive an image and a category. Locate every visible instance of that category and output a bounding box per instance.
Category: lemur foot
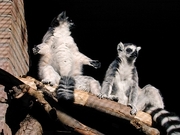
[128,104,137,115]
[108,95,119,101]
[98,94,108,99]
[98,94,118,101]
[41,79,56,86]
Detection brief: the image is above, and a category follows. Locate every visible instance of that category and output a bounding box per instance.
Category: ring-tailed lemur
[100,42,180,135]
[32,11,101,97]
[100,42,141,115]
[32,11,101,86]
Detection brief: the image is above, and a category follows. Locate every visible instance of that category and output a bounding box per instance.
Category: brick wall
[0,0,29,76]
[0,0,29,134]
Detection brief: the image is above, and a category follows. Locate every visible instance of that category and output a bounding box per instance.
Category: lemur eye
[126,48,132,53]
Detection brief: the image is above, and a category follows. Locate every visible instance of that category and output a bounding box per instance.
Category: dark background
[23,0,180,118]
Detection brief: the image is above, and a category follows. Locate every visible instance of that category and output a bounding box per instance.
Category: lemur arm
[100,78,114,97]
[74,51,101,69]
[100,61,117,97]
[128,68,139,115]
[128,84,138,115]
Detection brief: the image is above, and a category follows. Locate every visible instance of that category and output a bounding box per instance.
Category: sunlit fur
[100,42,141,115]
[56,75,101,100]
[32,11,101,96]
[100,42,180,134]
[33,11,101,85]
[74,75,101,96]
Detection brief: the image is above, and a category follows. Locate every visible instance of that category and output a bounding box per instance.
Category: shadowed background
[23,0,180,118]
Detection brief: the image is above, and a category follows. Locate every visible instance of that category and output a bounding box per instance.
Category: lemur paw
[108,95,119,101]
[32,46,40,55]
[98,94,108,99]
[98,94,118,101]
[41,79,56,86]
[90,60,101,69]
[128,104,137,115]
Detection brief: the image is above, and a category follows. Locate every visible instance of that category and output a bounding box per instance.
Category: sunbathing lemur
[100,42,180,135]
[32,11,101,97]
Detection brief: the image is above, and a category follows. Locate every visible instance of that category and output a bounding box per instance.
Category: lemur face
[117,42,141,60]
[50,11,73,30]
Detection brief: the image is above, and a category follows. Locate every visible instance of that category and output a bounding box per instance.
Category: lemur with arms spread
[100,42,180,135]
[32,11,101,98]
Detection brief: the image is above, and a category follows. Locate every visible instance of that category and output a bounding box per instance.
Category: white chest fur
[114,61,134,104]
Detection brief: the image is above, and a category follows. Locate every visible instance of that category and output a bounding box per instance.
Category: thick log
[17,75,160,135]
[73,90,159,135]
[0,68,103,135]
[55,110,104,135]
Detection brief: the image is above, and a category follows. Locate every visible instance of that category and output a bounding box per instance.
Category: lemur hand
[32,46,40,55]
[90,60,101,69]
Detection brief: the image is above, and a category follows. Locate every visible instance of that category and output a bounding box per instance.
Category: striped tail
[56,76,75,102]
[151,108,180,135]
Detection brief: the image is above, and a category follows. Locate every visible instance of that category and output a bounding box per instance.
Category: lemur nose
[131,51,137,57]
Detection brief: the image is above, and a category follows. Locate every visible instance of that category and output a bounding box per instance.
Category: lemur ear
[117,42,124,51]
[57,11,68,21]
[137,46,141,52]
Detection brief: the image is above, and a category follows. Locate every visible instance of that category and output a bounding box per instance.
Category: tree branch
[12,83,104,135]
[16,75,160,135]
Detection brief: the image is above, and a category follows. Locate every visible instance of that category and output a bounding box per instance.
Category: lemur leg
[136,85,164,113]
[74,75,101,96]
[39,65,60,86]
[88,77,101,96]
[100,81,112,99]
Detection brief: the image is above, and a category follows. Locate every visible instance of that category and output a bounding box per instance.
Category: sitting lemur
[100,42,180,135]
[32,11,102,100]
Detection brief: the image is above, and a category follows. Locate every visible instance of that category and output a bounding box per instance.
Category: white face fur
[117,42,141,60]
